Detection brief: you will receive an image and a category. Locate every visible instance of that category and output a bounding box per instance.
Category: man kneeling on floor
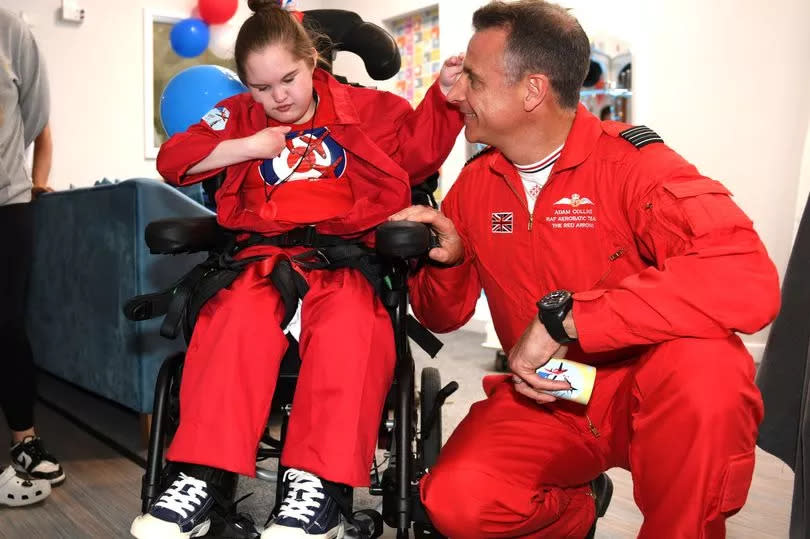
[391,1,780,537]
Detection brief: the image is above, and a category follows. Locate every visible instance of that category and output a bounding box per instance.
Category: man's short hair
[473,0,590,109]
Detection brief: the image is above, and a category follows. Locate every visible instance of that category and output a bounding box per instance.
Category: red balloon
[198,0,238,25]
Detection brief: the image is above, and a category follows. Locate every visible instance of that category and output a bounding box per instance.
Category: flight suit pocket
[659,179,753,238]
[718,450,755,514]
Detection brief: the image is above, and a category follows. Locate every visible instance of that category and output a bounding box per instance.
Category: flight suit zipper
[585,414,600,438]
[591,247,626,289]
[502,175,535,231]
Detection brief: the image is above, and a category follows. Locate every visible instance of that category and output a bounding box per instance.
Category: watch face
[541,290,571,310]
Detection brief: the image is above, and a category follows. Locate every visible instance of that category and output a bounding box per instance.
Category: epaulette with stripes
[619,125,664,149]
[463,145,495,167]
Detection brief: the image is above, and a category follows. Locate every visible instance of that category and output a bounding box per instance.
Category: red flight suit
[156,68,463,485]
[410,106,780,537]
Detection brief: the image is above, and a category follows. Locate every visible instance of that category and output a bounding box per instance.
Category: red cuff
[424,79,462,120]
[157,135,222,186]
[571,289,626,353]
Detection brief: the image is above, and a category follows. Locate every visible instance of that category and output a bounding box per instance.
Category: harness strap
[126,226,443,357]
[270,260,310,330]
[237,226,364,250]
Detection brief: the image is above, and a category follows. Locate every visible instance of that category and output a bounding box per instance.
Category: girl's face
[244,43,317,124]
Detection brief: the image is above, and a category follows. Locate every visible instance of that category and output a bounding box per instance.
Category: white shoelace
[277,468,325,524]
[154,473,208,519]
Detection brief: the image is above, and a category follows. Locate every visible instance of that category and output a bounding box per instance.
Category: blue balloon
[170,18,210,58]
[160,65,246,137]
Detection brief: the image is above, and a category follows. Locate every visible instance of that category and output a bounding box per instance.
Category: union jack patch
[491,212,513,233]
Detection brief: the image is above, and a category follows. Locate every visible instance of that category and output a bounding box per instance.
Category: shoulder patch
[619,125,663,149]
[464,145,495,167]
[202,106,230,131]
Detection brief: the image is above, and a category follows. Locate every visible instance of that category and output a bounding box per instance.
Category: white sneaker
[0,465,51,507]
[10,436,65,485]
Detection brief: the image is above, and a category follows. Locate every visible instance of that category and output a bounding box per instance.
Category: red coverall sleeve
[156,100,236,186]
[573,146,781,353]
[409,184,483,333]
[388,81,464,185]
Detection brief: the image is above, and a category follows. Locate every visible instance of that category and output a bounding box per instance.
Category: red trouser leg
[281,266,396,486]
[166,258,289,476]
[421,375,601,539]
[627,336,763,539]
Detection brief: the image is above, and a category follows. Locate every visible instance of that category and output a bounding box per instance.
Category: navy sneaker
[262,469,344,539]
[131,472,214,538]
[10,436,65,486]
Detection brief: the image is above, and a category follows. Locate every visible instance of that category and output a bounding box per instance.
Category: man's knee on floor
[421,464,516,536]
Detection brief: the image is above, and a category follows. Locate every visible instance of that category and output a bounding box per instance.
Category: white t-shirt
[514,145,563,212]
[0,9,50,206]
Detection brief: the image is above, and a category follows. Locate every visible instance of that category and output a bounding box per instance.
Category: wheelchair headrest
[302,9,401,81]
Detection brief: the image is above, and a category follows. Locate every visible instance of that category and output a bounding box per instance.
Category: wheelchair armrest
[375,221,431,260]
[145,216,225,254]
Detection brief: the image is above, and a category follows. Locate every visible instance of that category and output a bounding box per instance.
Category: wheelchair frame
[137,224,457,539]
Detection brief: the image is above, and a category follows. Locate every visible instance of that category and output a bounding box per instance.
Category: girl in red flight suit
[130,2,463,538]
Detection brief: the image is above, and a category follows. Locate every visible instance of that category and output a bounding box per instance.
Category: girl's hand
[246,126,292,160]
[439,54,465,96]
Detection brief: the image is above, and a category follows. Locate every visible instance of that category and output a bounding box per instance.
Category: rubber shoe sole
[130,513,211,539]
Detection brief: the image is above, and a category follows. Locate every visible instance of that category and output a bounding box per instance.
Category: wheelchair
[123,9,457,539]
[127,216,456,538]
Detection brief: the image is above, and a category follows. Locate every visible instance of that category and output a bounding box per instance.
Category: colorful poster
[387,6,440,106]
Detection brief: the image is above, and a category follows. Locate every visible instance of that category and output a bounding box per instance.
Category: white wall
[329,0,810,359]
[795,109,810,236]
[629,0,810,359]
[6,0,324,191]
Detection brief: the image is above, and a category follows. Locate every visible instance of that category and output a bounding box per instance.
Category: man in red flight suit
[391,1,780,537]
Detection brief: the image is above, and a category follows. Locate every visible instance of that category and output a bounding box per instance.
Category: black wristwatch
[537,290,576,344]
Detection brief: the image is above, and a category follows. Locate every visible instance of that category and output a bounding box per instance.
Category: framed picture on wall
[142,9,237,159]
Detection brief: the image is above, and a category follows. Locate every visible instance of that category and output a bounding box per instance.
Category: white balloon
[208,23,238,59]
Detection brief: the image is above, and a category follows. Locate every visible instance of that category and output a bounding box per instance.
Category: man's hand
[509,317,570,403]
[388,205,464,265]
[439,54,465,96]
[246,126,292,160]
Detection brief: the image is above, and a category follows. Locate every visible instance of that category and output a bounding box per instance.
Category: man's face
[447,29,526,147]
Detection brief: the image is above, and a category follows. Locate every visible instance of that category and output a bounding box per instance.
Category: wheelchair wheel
[420,367,442,468]
[351,509,384,539]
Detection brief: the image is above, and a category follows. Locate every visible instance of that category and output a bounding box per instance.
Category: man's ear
[524,73,550,112]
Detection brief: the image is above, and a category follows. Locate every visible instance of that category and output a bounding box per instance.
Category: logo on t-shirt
[259,126,347,186]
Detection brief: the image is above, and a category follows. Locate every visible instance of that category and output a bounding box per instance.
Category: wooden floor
[0,331,796,538]
[0,401,142,538]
